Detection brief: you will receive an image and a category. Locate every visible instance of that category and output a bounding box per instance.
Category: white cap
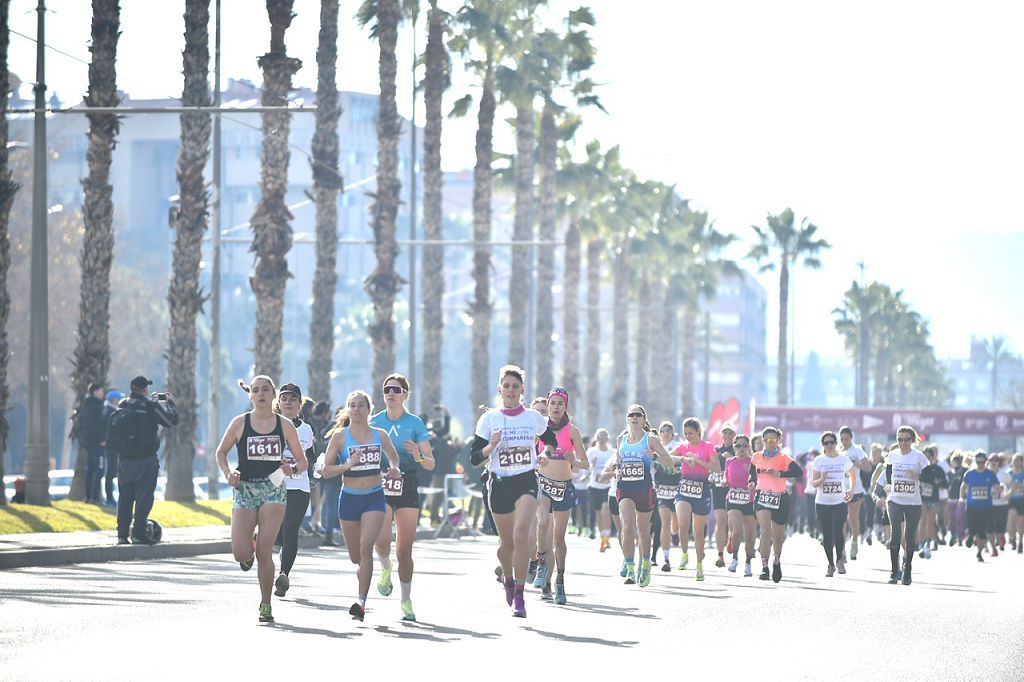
[720,422,738,433]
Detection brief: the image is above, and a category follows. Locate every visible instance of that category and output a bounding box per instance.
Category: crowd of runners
[213,365,1024,623]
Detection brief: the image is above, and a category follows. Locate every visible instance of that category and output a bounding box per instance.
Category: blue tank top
[617,432,653,491]
[1011,470,1024,499]
[340,428,385,478]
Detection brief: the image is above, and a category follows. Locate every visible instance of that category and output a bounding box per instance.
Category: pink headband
[548,388,569,410]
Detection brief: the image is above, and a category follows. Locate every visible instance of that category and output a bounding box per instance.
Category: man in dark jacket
[80,383,108,505]
[114,376,179,545]
[102,389,124,506]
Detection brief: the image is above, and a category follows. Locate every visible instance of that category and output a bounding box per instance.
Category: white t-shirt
[812,453,853,505]
[843,445,868,495]
[474,407,548,477]
[588,445,614,490]
[284,421,315,493]
[885,449,929,506]
[573,465,591,490]
[993,468,1011,506]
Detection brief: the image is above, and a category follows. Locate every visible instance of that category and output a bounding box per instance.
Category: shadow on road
[523,626,637,647]
[272,621,362,639]
[393,621,501,640]
[551,600,659,618]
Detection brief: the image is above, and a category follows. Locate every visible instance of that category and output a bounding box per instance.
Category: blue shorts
[339,486,386,521]
[675,478,712,517]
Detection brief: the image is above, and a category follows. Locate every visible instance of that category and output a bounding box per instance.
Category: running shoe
[512,593,527,618]
[527,559,538,583]
[638,560,651,587]
[695,564,704,582]
[918,545,926,559]
[865,534,872,546]
[377,562,394,597]
[541,584,553,600]
[661,560,671,572]
[494,565,504,583]
[1018,544,1022,555]
[677,552,689,570]
[850,542,858,561]
[599,537,610,552]
[624,566,636,585]
[619,560,629,577]
[117,537,130,545]
[671,532,680,547]
[998,534,1006,550]
[239,557,254,572]
[992,548,999,558]
[901,563,912,585]
[888,570,902,584]
[554,582,567,605]
[401,599,416,622]
[744,561,753,577]
[533,563,548,589]
[837,558,846,574]
[771,562,782,583]
[966,537,973,548]
[349,602,365,621]
[504,578,515,606]
[258,603,274,623]
[924,545,932,560]
[759,566,770,581]
[976,553,984,563]
[826,564,835,577]
[728,557,738,573]
[274,572,290,597]
[715,556,725,568]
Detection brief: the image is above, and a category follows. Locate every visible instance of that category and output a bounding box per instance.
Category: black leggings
[279,489,310,575]
[650,505,662,559]
[887,501,921,572]
[815,502,848,565]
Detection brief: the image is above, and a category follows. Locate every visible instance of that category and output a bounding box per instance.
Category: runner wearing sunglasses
[752,426,803,583]
[725,434,757,576]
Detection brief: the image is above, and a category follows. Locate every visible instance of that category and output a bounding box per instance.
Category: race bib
[709,472,726,487]
[727,488,751,505]
[757,490,782,510]
[678,479,705,499]
[497,446,532,471]
[892,479,916,495]
[621,462,646,482]
[992,487,1003,500]
[382,475,404,497]
[656,484,677,500]
[821,482,843,495]
[540,476,568,502]
[919,482,934,498]
[970,486,989,500]
[348,444,383,472]
[246,435,283,462]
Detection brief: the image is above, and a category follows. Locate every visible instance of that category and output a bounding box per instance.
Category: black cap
[130,375,153,391]
[87,382,104,394]
[279,383,302,401]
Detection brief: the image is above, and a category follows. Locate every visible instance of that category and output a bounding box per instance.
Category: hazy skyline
[7,0,1023,364]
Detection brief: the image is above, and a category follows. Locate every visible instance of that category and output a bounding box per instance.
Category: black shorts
[966,506,991,538]
[657,497,676,511]
[991,506,1009,534]
[608,491,620,516]
[850,492,865,503]
[1010,498,1024,514]
[711,485,728,511]
[727,502,755,517]
[590,487,610,509]
[754,490,791,525]
[485,469,538,515]
[385,473,420,510]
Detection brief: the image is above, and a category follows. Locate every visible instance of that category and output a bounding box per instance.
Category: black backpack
[107,402,150,456]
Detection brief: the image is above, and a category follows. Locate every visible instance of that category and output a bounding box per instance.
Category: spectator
[102,389,124,507]
[110,376,178,545]
[80,382,108,505]
[311,401,340,544]
[427,405,456,525]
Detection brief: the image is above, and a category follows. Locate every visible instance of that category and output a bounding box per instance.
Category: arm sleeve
[538,427,559,449]
[469,435,490,466]
[154,401,180,427]
[748,462,757,485]
[780,460,803,479]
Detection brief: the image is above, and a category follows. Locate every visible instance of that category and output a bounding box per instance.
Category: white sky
[8,0,1024,362]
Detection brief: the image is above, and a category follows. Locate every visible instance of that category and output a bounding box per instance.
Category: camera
[152,392,169,401]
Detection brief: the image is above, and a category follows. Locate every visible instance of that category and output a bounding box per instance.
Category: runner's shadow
[273,622,361,639]
[553,600,659,618]
[373,625,447,642]
[643,586,733,599]
[399,621,501,639]
[289,597,338,611]
[524,626,637,648]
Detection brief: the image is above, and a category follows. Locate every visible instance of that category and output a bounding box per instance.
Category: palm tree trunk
[420,0,446,410]
[70,0,121,501]
[470,65,496,413]
[165,0,212,502]
[534,104,556,393]
[776,255,789,405]
[681,304,696,417]
[307,0,341,404]
[365,0,403,402]
[508,103,534,365]
[610,241,630,417]
[250,0,301,382]
[0,0,19,504]
[857,311,870,406]
[585,238,601,428]
[634,273,652,409]
[649,280,671,420]
[561,212,581,399]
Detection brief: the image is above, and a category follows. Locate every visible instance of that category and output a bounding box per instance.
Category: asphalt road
[2,530,1021,681]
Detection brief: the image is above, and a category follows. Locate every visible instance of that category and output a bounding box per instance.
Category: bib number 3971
[758,490,782,510]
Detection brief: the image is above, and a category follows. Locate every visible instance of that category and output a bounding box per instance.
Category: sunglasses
[822,440,837,446]
[627,412,643,418]
[383,386,406,395]
[897,437,912,443]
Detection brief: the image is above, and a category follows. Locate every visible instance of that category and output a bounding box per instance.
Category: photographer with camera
[109,375,179,545]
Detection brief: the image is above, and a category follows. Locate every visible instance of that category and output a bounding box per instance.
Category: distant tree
[983,335,1011,408]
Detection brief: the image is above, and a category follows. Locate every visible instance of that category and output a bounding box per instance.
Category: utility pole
[407,11,418,412]
[25,0,49,504]
[206,0,222,498]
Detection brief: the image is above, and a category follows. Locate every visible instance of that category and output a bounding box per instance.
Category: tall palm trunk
[634,273,651,409]
[649,280,671,420]
[609,242,630,417]
[165,0,211,502]
[508,103,534,365]
[250,0,301,381]
[776,255,789,404]
[70,0,121,501]
[365,0,403,401]
[420,0,446,410]
[560,212,580,400]
[470,65,496,413]
[585,238,601,428]
[0,0,19,504]
[534,104,556,393]
[307,0,341,403]
[680,304,696,417]
[857,307,870,406]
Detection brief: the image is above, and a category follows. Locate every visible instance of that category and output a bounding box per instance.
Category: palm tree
[164,0,212,502]
[983,335,1010,409]
[833,281,884,406]
[69,0,121,501]
[0,0,20,505]
[420,0,450,410]
[307,0,342,404]
[450,0,509,412]
[358,0,404,400]
[249,0,302,381]
[747,208,829,405]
